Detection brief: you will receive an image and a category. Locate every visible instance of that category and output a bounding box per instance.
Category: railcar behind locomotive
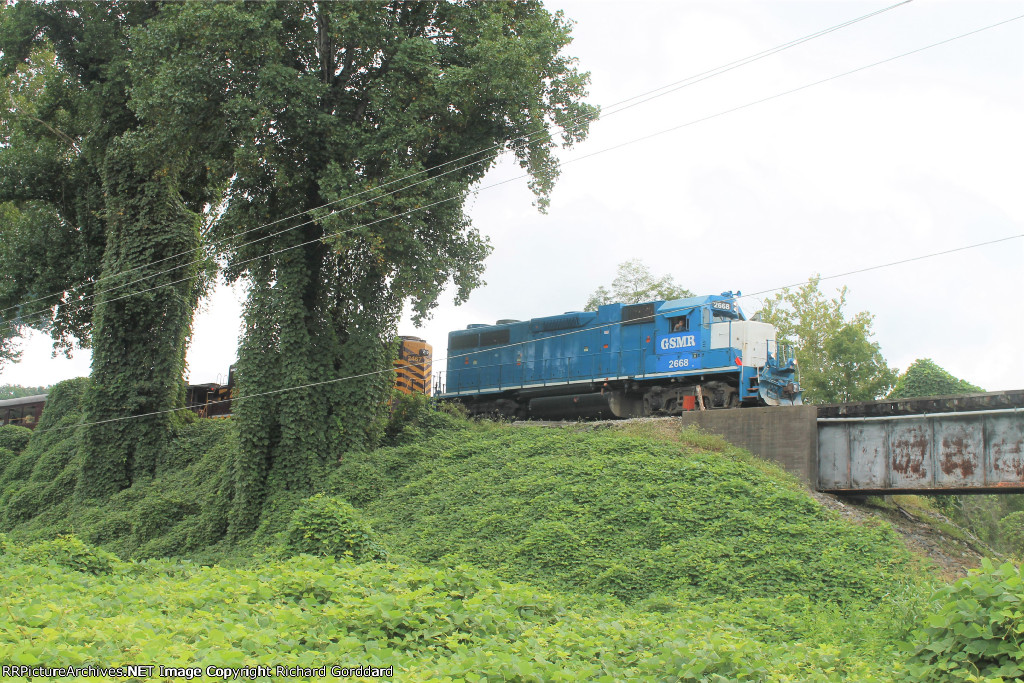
[181,335,435,416]
[0,394,47,429]
[2,337,434,429]
[436,291,802,419]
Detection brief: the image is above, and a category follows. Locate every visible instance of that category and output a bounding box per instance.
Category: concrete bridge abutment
[678,405,819,485]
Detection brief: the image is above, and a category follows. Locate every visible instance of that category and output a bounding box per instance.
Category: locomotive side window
[479,328,510,346]
[450,333,480,350]
[669,316,689,332]
[621,303,655,325]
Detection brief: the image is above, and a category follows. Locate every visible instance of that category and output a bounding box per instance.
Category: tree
[584,259,693,310]
[757,276,895,404]
[888,359,983,399]
[0,42,106,366]
[0,384,48,400]
[126,2,597,534]
[0,1,596,533]
[0,3,228,499]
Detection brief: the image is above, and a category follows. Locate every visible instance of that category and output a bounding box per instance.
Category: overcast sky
[3,0,1022,394]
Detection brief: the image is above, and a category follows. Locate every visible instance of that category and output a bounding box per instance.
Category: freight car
[187,336,434,415]
[0,394,48,429]
[2,337,433,429]
[184,365,236,419]
[436,291,802,419]
[0,382,236,430]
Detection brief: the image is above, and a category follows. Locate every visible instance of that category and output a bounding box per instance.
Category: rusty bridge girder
[818,406,1024,494]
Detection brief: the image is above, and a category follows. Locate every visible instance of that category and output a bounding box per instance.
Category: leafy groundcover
[2,534,913,681]
[3,392,1007,681]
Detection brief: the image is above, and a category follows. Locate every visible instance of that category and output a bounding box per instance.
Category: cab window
[669,316,689,332]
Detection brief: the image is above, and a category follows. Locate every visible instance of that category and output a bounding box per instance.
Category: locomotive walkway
[678,390,1024,494]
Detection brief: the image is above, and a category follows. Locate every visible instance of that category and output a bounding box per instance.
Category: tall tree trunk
[227,239,395,537]
[76,138,203,501]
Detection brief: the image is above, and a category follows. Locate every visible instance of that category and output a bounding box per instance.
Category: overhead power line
[7,6,1018,336]
[746,233,1024,299]
[0,0,914,326]
[27,231,1024,436]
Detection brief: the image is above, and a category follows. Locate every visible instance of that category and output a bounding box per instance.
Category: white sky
[3,0,1022,393]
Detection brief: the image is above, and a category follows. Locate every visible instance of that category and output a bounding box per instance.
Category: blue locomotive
[437,291,802,419]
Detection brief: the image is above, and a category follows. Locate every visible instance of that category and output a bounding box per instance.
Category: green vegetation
[283,494,389,563]
[584,258,693,310]
[16,533,118,575]
[1,2,597,540]
[889,358,984,399]
[2,380,1019,679]
[959,494,1024,560]
[342,424,912,605]
[0,378,237,561]
[0,537,916,681]
[999,512,1024,557]
[0,424,32,455]
[905,559,1024,681]
[758,275,896,403]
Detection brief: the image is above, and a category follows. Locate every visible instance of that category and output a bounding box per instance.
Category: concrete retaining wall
[678,406,819,484]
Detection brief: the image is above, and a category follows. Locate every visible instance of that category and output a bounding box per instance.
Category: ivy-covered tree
[0,2,229,499]
[757,276,895,404]
[584,259,693,310]
[888,358,983,399]
[127,2,597,534]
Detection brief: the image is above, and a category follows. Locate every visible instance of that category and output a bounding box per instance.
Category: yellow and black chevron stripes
[394,336,432,396]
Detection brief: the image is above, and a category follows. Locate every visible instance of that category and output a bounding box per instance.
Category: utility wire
[26,231,1024,436]
[745,233,1024,299]
[0,0,913,324]
[7,7,1016,335]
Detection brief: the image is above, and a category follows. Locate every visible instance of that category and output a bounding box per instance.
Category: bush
[84,511,135,546]
[384,392,465,446]
[904,559,1024,681]
[385,391,430,440]
[0,425,32,454]
[997,511,1024,557]
[19,534,119,574]
[888,359,982,399]
[283,493,388,562]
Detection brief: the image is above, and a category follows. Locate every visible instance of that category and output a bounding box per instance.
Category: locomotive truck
[436,291,802,419]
